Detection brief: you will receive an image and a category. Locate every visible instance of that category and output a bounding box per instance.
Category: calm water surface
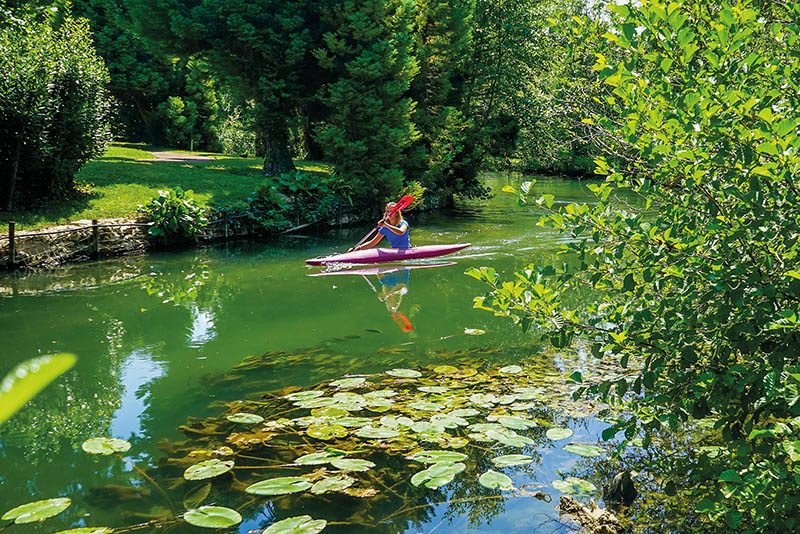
[0,177,607,534]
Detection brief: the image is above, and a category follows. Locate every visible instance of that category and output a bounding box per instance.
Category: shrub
[139,188,208,241]
[0,14,114,210]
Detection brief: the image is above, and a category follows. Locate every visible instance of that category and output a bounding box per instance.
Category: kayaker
[348,201,411,252]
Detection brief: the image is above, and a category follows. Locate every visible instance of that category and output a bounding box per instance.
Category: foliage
[217,94,256,157]
[0,13,114,210]
[0,354,75,425]
[139,188,208,240]
[314,0,420,205]
[469,1,800,531]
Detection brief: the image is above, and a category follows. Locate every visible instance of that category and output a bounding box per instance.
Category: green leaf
[542,194,555,208]
[184,459,234,481]
[245,477,312,495]
[478,470,514,490]
[295,452,336,465]
[386,368,422,378]
[330,377,366,388]
[330,457,375,471]
[0,354,76,425]
[183,506,242,528]
[226,412,264,424]
[546,427,573,441]
[496,415,537,430]
[552,477,597,496]
[183,483,211,509]
[2,498,71,523]
[81,437,131,455]
[264,516,327,534]
[307,424,348,440]
[354,425,400,439]
[718,469,742,483]
[491,454,534,467]
[499,365,523,374]
[410,462,465,488]
[284,390,326,401]
[407,450,468,464]
[563,444,604,457]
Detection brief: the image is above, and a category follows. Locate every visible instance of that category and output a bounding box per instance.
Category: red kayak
[305,243,470,266]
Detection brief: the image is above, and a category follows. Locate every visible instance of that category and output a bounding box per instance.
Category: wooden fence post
[8,221,15,269]
[91,219,99,258]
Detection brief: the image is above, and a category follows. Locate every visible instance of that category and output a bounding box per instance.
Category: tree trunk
[262,119,295,176]
[301,114,325,161]
[2,137,22,211]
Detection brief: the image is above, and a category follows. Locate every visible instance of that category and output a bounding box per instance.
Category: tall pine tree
[314,0,420,205]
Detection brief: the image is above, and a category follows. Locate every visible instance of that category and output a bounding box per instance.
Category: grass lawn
[0,143,333,230]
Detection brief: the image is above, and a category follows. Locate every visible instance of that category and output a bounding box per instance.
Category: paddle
[349,195,414,251]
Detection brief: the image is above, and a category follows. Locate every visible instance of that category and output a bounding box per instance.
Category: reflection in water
[310,262,458,333]
[110,349,165,439]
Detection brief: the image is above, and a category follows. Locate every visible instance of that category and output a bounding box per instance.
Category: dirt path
[149,151,213,163]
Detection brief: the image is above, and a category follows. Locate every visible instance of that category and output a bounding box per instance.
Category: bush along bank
[1,173,428,271]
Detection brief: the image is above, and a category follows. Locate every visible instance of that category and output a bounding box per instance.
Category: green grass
[0,143,333,230]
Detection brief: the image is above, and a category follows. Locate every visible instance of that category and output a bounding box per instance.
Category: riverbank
[0,143,334,231]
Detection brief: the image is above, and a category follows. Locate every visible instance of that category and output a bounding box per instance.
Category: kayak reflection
[308,262,457,332]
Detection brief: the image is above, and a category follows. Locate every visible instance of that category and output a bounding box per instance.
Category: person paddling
[348,202,411,252]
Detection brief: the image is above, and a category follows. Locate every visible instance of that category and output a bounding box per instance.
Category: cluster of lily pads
[2,360,611,533]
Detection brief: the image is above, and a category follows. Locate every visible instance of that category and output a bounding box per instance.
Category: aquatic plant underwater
[1,343,627,533]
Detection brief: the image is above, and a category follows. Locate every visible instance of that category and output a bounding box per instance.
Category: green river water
[0,177,613,534]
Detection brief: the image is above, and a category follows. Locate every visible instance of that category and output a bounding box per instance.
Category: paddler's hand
[347,247,355,252]
[377,219,386,227]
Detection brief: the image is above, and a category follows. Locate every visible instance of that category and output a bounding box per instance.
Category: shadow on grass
[0,149,334,230]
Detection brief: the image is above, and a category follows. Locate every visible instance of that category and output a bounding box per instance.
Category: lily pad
[355,426,400,439]
[364,389,398,398]
[295,452,336,465]
[183,482,212,509]
[226,412,264,424]
[311,475,355,494]
[545,427,573,441]
[284,390,325,402]
[295,397,337,409]
[410,462,465,488]
[492,454,534,467]
[335,417,373,428]
[433,365,459,374]
[330,377,366,388]
[184,506,242,528]
[552,477,598,496]
[264,515,327,534]
[184,459,234,480]
[2,498,71,523]
[411,421,446,434]
[499,365,523,374]
[407,450,467,464]
[418,386,449,393]
[450,408,480,417]
[330,457,375,471]
[563,444,604,457]
[408,401,443,412]
[246,477,313,495]
[386,368,422,378]
[469,393,498,407]
[485,429,535,447]
[430,413,469,428]
[311,407,348,418]
[81,437,131,455]
[306,424,348,440]
[54,529,113,534]
[464,328,486,335]
[496,415,537,430]
[479,470,514,490]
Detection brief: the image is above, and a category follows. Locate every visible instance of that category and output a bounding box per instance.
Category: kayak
[307,261,457,276]
[305,243,470,266]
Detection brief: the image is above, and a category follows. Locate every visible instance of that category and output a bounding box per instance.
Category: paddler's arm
[348,232,384,252]
[380,221,408,236]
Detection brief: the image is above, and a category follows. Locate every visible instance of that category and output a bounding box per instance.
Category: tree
[127,0,323,175]
[469,1,800,530]
[314,0,420,205]
[0,13,113,210]
[404,0,475,199]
